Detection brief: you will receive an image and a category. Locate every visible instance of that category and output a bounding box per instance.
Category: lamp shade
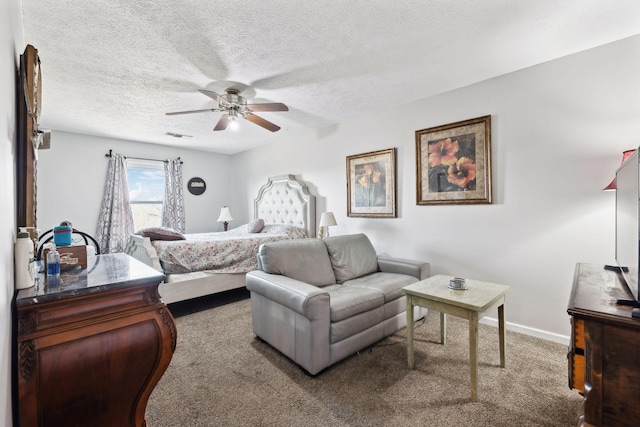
[603,149,636,191]
[217,206,234,222]
[319,212,337,227]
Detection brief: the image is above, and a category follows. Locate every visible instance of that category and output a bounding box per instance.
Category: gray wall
[230,35,640,341]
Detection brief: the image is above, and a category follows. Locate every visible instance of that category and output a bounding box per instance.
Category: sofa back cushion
[324,234,378,283]
[257,239,336,286]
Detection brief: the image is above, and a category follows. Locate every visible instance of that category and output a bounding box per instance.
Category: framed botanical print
[346,148,397,218]
[415,115,492,205]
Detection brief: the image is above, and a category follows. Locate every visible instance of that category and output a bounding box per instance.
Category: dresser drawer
[568,318,585,392]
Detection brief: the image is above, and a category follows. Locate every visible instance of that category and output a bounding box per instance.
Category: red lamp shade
[603,149,637,191]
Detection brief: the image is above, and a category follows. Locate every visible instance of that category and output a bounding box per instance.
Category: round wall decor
[187,177,206,195]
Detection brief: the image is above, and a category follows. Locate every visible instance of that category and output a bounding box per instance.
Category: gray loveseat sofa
[245,233,430,375]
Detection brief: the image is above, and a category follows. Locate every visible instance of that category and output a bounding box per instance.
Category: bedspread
[152,224,307,274]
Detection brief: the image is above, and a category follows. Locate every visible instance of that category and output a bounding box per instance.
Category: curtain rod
[105,149,183,164]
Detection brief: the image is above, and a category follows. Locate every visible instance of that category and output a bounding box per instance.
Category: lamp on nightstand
[318,212,337,238]
[217,206,234,231]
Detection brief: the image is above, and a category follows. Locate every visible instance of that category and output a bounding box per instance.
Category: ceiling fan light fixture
[227,110,239,130]
[169,88,287,133]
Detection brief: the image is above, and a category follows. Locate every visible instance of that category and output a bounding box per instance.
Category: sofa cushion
[324,234,378,283]
[344,272,419,302]
[257,239,336,286]
[325,285,384,322]
[330,305,384,344]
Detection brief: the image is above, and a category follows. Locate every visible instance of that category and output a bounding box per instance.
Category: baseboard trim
[480,317,570,346]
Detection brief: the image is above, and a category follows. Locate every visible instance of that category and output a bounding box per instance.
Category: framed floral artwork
[347,148,397,218]
[415,115,492,205]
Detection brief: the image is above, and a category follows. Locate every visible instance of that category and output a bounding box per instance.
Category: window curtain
[161,158,185,232]
[96,153,135,253]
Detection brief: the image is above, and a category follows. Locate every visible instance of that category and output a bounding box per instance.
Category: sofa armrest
[377,256,430,280]
[246,270,330,320]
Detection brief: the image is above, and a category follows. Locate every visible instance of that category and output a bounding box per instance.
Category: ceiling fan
[166,88,288,132]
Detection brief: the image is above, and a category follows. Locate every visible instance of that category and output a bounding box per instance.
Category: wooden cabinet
[15,253,176,427]
[567,263,640,427]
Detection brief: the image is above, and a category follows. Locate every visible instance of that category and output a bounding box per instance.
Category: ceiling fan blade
[245,113,281,132]
[198,89,231,106]
[246,102,289,112]
[166,108,219,116]
[214,115,230,131]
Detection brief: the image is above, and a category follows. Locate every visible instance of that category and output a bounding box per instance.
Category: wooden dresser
[567,263,640,427]
[15,253,176,427]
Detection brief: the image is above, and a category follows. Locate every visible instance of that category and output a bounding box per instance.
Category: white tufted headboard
[254,175,316,238]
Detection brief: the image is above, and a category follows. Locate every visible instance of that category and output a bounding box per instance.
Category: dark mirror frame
[17,45,40,229]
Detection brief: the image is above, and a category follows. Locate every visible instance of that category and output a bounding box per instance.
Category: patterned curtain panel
[161,158,185,232]
[96,153,135,253]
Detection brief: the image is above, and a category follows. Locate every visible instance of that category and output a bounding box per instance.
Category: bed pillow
[247,218,265,233]
[136,226,186,241]
[261,224,307,239]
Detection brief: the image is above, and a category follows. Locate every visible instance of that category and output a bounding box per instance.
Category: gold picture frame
[415,115,492,205]
[347,148,397,218]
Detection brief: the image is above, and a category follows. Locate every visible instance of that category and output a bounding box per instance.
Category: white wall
[38,131,233,235]
[230,35,640,342]
[1,0,24,424]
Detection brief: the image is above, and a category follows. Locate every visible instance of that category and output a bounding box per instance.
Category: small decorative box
[44,245,87,271]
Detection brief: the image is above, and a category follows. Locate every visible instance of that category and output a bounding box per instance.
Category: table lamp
[318,212,337,238]
[217,206,233,231]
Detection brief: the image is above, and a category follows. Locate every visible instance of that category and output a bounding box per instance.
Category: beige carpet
[146,290,582,426]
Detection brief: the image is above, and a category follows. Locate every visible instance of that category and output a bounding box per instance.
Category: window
[126,159,165,231]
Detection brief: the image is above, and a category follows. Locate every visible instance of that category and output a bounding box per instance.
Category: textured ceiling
[21,0,640,154]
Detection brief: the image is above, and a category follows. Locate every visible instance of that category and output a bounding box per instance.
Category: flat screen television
[615,148,640,310]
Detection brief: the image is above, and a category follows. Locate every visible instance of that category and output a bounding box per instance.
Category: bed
[124,174,316,303]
